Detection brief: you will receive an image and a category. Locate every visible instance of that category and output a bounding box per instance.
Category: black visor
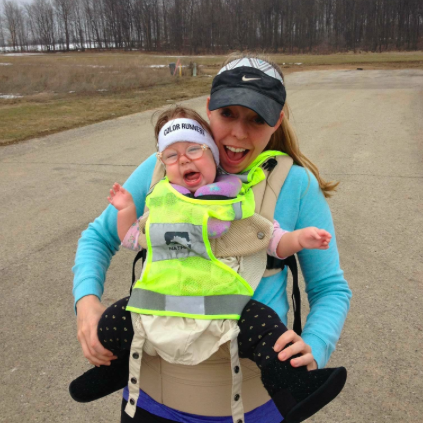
[209,67,286,127]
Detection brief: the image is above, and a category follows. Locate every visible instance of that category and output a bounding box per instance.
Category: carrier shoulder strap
[254,155,293,278]
[252,154,293,222]
[251,155,302,335]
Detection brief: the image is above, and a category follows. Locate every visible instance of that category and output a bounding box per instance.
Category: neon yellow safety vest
[126,150,287,320]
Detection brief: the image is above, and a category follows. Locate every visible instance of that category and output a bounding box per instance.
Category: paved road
[1,69,422,422]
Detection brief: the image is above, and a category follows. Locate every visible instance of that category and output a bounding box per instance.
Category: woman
[73,54,352,423]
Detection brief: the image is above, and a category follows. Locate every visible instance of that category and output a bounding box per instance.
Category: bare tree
[53,0,72,50]
[0,10,5,48]
[3,0,423,53]
[26,0,56,51]
[2,0,26,50]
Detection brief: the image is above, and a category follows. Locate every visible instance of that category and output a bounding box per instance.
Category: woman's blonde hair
[221,53,339,198]
[153,105,213,145]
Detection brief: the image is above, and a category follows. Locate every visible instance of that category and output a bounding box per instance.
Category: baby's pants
[97,296,134,354]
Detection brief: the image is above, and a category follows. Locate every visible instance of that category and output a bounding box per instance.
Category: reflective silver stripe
[167,295,205,315]
[204,294,250,316]
[128,289,165,311]
[128,288,251,316]
[232,202,242,220]
[149,223,209,261]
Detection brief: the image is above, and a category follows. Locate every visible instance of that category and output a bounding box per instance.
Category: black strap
[193,194,236,200]
[266,254,302,336]
[262,158,278,171]
[130,249,146,295]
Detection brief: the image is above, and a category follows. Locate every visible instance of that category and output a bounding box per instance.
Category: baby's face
[163,142,217,192]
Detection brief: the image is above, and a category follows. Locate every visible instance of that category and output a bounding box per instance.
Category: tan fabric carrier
[135,155,294,417]
[138,343,271,416]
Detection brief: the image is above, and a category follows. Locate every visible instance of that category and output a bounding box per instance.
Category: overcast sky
[11,0,32,5]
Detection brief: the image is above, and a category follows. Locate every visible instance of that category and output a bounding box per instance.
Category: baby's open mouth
[225,146,248,162]
[183,171,202,185]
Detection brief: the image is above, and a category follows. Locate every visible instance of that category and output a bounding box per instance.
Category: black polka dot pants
[238,300,288,368]
[97,296,134,353]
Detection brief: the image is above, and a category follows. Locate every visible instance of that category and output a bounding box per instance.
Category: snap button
[237,420,243,423]
[234,366,240,374]
[257,232,265,240]
[131,377,137,384]
[129,398,135,405]
[234,394,240,401]
[132,352,140,359]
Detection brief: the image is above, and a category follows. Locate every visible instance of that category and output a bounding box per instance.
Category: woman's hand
[273,329,318,371]
[76,295,117,366]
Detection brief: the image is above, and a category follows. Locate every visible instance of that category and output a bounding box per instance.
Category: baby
[70,106,346,423]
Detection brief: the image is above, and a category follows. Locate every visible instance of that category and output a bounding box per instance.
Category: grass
[1,51,422,145]
[0,78,212,144]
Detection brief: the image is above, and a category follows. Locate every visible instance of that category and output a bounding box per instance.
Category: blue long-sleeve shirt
[73,153,351,369]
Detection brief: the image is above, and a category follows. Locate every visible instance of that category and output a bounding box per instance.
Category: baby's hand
[107,183,134,211]
[298,227,331,250]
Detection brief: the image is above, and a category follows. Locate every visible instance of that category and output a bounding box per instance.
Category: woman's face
[206,100,284,174]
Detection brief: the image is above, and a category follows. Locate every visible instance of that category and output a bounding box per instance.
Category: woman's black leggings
[120,398,284,423]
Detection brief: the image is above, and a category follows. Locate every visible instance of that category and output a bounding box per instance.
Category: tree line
[1,0,422,53]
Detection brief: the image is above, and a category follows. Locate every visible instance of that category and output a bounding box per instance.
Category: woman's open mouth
[183,171,202,186]
[224,146,249,163]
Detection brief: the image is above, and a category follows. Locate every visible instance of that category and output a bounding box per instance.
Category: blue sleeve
[274,166,352,368]
[72,154,158,311]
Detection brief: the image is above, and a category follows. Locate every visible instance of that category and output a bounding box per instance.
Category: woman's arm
[273,166,352,369]
[72,154,157,364]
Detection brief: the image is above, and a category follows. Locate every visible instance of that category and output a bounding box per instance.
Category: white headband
[218,58,284,85]
[157,118,219,165]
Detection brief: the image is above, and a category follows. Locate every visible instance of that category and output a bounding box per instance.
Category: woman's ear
[272,110,285,133]
[206,97,212,120]
[277,110,285,126]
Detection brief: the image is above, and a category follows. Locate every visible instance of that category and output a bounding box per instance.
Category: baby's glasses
[157,144,210,165]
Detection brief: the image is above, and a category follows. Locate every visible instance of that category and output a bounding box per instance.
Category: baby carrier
[125,151,301,422]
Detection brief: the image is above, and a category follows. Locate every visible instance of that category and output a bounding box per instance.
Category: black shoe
[261,357,347,423]
[69,352,129,403]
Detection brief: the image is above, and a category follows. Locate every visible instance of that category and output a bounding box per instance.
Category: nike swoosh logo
[242,75,261,82]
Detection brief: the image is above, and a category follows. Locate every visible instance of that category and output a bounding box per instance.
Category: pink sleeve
[267,220,289,259]
[121,220,142,252]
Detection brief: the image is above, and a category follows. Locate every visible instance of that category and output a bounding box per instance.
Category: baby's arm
[270,220,332,259]
[120,220,142,251]
[107,183,137,242]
